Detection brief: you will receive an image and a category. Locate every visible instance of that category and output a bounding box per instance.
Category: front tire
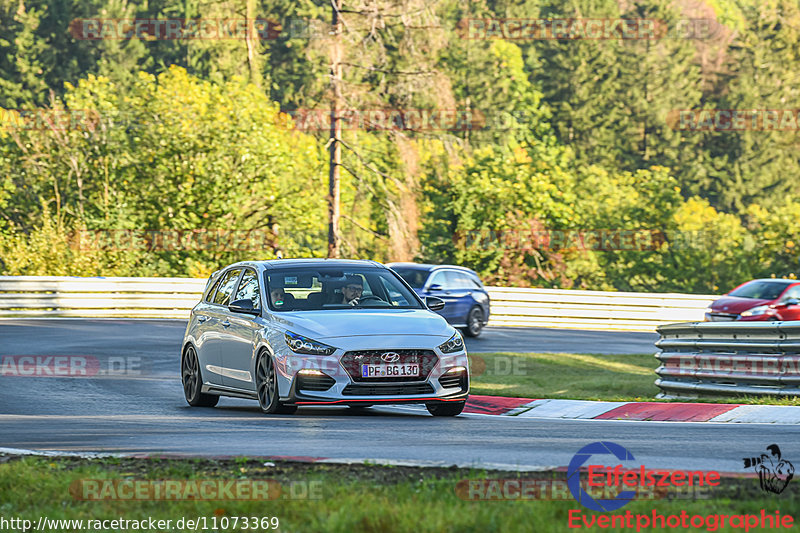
[462,306,484,337]
[256,352,297,414]
[426,401,466,417]
[182,346,219,407]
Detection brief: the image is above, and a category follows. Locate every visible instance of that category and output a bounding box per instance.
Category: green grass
[468,352,800,405]
[2,456,798,533]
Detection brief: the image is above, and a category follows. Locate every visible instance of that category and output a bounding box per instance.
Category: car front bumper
[275,348,470,406]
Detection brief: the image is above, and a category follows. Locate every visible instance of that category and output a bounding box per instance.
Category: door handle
[221,320,231,328]
[197,315,208,323]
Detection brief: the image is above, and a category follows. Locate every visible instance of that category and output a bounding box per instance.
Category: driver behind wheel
[269,281,295,309]
[338,275,364,306]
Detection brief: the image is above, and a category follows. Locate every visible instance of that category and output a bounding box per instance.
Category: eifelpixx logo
[743,444,795,495]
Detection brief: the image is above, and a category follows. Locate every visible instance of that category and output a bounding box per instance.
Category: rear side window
[443,270,464,289]
[213,269,242,306]
[467,273,483,289]
[446,270,481,289]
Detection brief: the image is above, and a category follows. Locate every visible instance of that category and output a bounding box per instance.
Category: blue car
[387,263,491,337]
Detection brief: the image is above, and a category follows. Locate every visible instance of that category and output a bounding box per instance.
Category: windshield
[728,280,791,300]
[264,267,424,311]
[391,267,431,289]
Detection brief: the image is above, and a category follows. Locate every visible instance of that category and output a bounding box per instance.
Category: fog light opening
[298,369,326,376]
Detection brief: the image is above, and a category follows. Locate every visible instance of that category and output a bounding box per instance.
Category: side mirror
[427,284,442,291]
[228,299,260,315]
[426,296,445,312]
[785,298,799,307]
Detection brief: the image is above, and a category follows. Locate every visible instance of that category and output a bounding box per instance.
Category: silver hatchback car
[180,259,470,416]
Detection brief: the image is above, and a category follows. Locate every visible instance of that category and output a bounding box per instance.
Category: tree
[531,0,704,176]
[0,67,327,276]
[693,0,800,211]
[0,0,50,107]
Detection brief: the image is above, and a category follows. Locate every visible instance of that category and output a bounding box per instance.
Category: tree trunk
[245,0,261,88]
[327,0,343,258]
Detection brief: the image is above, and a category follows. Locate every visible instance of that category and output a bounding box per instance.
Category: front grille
[342,383,435,396]
[340,349,438,382]
[438,373,466,390]
[708,313,738,321]
[296,373,336,392]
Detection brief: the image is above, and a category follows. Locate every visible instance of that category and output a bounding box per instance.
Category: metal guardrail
[0,276,207,319]
[655,321,800,397]
[0,276,715,331]
[486,287,714,331]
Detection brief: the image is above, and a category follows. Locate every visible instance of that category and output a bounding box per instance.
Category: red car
[705,278,800,322]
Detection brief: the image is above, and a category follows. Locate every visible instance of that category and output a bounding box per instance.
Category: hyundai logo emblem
[381,352,400,363]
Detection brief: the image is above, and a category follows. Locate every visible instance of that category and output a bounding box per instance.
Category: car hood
[271,309,454,340]
[710,296,772,314]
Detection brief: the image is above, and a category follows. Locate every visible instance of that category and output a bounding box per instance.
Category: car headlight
[740,305,769,317]
[438,332,465,354]
[704,307,713,314]
[284,331,336,355]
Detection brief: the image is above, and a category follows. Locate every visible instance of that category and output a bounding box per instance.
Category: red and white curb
[462,395,800,424]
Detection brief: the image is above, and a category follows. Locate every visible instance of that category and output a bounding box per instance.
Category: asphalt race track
[1,319,793,472]
[464,325,659,354]
[0,319,660,355]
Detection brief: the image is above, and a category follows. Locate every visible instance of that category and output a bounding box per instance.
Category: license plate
[710,316,736,322]
[361,363,420,378]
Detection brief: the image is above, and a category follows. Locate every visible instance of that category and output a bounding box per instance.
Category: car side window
[456,272,476,289]
[233,269,261,310]
[212,269,242,306]
[359,275,375,297]
[204,277,222,303]
[379,277,410,306]
[443,270,464,289]
[465,273,483,289]
[428,271,446,288]
[781,285,800,302]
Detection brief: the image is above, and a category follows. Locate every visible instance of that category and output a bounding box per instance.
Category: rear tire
[182,346,219,407]
[462,306,484,337]
[426,401,465,417]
